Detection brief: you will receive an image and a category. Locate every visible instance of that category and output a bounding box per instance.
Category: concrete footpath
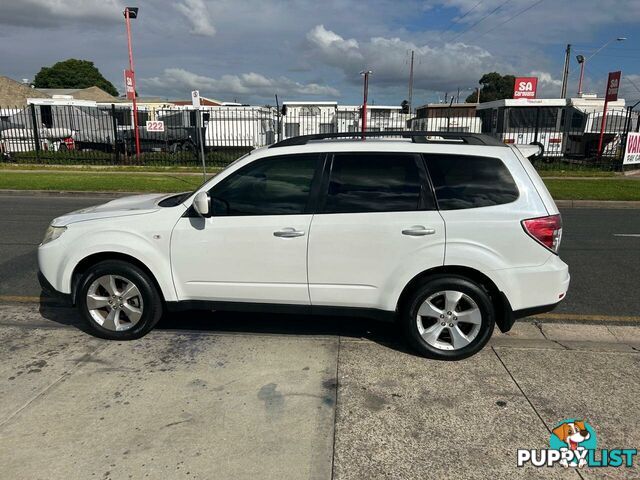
[0,303,639,480]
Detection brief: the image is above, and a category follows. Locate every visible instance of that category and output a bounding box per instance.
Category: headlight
[41,225,67,245]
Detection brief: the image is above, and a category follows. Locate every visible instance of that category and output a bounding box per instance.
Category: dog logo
[550,419,597,467]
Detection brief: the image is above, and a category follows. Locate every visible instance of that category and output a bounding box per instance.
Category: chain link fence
[1,102,638,171]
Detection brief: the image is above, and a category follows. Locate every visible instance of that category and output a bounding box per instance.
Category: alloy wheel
[416,290,482,351]
[86,274,144,332]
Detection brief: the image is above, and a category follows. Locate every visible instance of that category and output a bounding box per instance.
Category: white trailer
[410,103,482,133]
[563,95,634,158]
[475,98,566,157]
[360,105,411,131]
[0,97,98,153]
[280,102,338,139]
[204,106,275,148]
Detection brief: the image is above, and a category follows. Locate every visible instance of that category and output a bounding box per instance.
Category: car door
[307,152,445,311]
[171,153,322,305]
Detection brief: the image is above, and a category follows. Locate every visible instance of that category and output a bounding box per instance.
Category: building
[35,86,119,103]
[0,76,49,107]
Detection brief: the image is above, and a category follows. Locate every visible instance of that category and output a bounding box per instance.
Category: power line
[450,0,513,41]
[475,0,545,39]
[442,0,483,35]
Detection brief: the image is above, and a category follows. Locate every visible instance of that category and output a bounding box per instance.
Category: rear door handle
[274,228,305,238]
[402,226,436,236]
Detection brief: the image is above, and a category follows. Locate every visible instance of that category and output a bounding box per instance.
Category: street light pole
[124,7,141,158]
[360,70,372,140]
[576,37,626,96]
[576,55,585,96]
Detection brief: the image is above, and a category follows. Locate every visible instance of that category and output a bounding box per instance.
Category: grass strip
[1,171,639,201]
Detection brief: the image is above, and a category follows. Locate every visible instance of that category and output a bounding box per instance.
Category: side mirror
[193,191,210,217]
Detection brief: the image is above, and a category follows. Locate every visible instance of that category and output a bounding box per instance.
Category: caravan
[476,98,566,157]
[563,95,635,158]
[411,103,482,133]
[0,98,97,153]
[280,102,338,139]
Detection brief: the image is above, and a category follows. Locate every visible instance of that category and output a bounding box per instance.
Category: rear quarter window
[425,154,519,210]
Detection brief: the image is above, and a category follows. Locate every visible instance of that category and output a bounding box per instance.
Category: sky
[1,0,639,106]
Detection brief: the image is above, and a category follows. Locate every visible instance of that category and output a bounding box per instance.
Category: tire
[401,275,495,360]
[76,260,163,340]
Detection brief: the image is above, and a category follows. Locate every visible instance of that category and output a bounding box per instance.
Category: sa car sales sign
[124,69,135,100]
[513,77,538,99]
[624,132,640,165]
[606,71,621,102]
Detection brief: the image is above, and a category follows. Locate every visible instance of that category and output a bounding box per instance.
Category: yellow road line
[532,313,640,323]
[0,295,47,303]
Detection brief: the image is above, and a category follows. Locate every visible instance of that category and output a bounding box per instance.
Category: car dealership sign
[605,71,621,102]
[624,132,640,165]
[513,77,538,99]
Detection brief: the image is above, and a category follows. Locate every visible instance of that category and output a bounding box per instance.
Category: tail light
[522,214,562,254]
[549,137,562,144]
[503,138,515,144]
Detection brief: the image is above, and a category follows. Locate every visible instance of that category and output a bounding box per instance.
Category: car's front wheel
[401,275,495,360]
[76,260,163,340]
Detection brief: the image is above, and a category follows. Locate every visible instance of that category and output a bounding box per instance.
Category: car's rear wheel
[76,260,163,340]
[401,275,495,360]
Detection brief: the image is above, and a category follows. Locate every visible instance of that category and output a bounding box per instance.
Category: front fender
[59,229,178,302]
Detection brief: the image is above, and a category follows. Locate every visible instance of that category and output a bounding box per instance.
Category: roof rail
[269,130,507,148]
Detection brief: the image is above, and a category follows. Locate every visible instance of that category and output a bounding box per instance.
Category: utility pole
[360,70,372,140]
[407,50,414,113]
[560,43,571,98]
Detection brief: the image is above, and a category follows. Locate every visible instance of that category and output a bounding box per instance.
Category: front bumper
[38,271,73,306]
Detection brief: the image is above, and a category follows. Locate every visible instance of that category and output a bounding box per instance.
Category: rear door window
[322,153,433,213]
[425,154,519,210]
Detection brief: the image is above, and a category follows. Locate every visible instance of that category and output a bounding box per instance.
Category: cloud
[306,25,363,67]
[529,71,563,98]
[175,0,215,37]
[0,0,123,27]
[305,25,501,92]
[139,68,340,101]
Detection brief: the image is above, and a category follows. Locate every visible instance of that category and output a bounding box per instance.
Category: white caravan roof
[476,98,567,110]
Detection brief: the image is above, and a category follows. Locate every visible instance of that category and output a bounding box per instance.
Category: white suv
[38,132,569,360]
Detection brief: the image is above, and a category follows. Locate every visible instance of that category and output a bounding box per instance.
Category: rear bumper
[493,255,569,333]
[38,270,73,306]
[495,255,570,313]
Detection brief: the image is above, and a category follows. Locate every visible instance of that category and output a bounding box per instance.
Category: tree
[465,72,515,103]
[400,99,410,114]
[33,59,119,97]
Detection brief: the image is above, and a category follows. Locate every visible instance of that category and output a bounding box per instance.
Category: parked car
[38,132,569,360]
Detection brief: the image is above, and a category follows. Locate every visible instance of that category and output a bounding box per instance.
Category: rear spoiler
[514,144,543,159]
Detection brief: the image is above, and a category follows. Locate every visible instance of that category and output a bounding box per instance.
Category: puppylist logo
[517,419,637,469]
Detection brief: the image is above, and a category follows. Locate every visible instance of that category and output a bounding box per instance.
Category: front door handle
[274,228,305,238]
[402,226,436,236]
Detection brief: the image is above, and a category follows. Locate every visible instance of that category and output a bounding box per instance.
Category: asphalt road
[1,193,639,317]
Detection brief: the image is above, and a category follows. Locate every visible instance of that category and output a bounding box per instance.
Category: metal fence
[1,102,638,170]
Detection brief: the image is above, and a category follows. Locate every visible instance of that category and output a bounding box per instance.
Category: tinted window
[323,153,430,213]
[508,107,559,129]
[285,123,300,137]
[209,154,318,215]
[426,154,519,210]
